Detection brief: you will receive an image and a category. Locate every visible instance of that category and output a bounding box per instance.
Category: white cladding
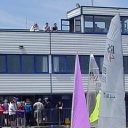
[0,74,51,94]
[67,8,81,19]
[67,6,128,19]
[0,32,50,54]
[51,33,128,55]
[0,32,128,93]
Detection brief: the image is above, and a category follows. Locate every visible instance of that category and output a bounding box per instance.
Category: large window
[0,54,48,74]
[52,55,89,74]
[84,15,112,33]
[94,16,112,33]
[53,56,75,73]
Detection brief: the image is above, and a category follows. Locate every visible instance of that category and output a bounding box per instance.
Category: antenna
[91,0,94,6]
[26,17,27,29]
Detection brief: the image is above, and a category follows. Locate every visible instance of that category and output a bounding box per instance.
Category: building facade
[0,6,128,109]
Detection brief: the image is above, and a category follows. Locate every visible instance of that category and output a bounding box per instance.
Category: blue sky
[0,0,128,29]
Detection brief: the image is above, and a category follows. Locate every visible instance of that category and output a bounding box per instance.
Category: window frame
[0,54,49,74]
[84,15,114,34]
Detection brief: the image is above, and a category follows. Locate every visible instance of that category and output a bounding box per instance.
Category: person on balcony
[52,23,58,32]
[30,22,39,32]
[43,22,50,32]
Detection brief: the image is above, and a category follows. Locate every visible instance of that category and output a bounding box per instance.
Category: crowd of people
[30,22,58,32]
[0,97,63,128]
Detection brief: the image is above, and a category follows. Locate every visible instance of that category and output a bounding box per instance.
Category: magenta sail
[71,53,90,128]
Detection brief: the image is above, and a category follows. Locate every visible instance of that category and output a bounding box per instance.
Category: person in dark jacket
[24,99,32,127]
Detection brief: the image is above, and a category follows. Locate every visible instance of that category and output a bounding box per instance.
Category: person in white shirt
[33,98,44,125]
[9,100,17,128]
[30,22,39,32]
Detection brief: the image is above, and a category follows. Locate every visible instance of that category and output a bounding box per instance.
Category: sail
[71,53,90,128]
[98,14,126,128]
[89,92,101,123]
[87,53,101,124]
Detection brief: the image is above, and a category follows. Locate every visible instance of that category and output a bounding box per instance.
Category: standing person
[43,22,50,32]
[3,99,9,126]
[17,101,24,126]
[33,98,44,125]
[56,101,63,124]
[43,98,51,123]
[52,23,58,32]
[0,101,5,128]
[24,99,32,127]
[9,100,17,128]
[30,22,39,31]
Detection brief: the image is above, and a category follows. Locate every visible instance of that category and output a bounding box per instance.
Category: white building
[0,6,128,110]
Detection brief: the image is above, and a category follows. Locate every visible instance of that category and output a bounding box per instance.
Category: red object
[0,106,5,114]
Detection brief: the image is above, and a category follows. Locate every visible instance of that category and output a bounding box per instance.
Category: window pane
[67,56,75,73]
[80,56,89,74]
[36,56,48,72]
[22,55,34,73]
[94,16,112,33]
[75,25,81,32]
[62,20,70,31]
[95,56,104,74]
[62,26,69,31]
[62,21,69,26]
[124,56,128,74]
[7,55,20,73]
[75,20,81,26]
[53,56,66,72]
[122,17,128,34]
[85,16,93,33]
[75,16,81,32]
[0,56,6,72]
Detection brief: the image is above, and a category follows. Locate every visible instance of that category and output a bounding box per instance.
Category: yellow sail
[89,92,101,123]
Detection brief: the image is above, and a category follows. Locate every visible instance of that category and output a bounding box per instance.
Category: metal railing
[0,108,71,127]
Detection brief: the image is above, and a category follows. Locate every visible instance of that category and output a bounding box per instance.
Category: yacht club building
[0,6,128,110]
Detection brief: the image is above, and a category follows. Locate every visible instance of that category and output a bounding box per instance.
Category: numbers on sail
[105,44,115,62]
[103,92,115,99]
[101,75,106,83]
[89,71,98,81]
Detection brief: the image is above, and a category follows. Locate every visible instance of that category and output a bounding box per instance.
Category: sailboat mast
[86,53,92,113]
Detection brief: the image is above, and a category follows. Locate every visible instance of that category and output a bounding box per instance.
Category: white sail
[87,53,101,126]
[98,14,126,128]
